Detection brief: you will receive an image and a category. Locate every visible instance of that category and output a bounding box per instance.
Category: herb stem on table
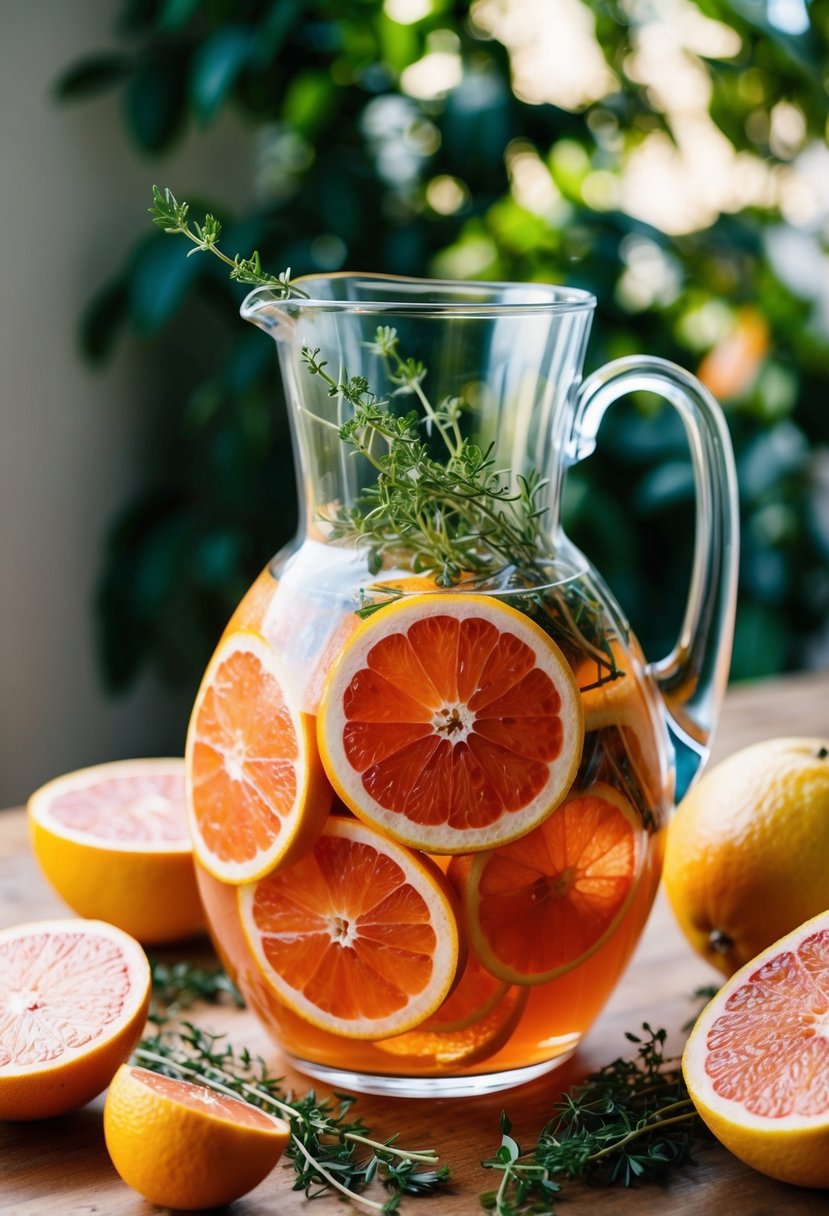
[481,1025,709,1215]
[133,1022,447,1213]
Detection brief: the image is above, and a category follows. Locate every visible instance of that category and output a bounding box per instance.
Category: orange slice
[317,594,584,853]
[105,1064,289,1209]
[375,984,527,1067]
[684,910,829,1187]
[186,630,332,884]
[28,758,205,945]
[575,640,669,812]
[238,816,461,1039]
[458,783,641,985]
[0,919,150,1121]
[420,951,510,1033]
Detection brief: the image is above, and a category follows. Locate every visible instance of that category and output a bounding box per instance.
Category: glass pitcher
[189,274,738,1097]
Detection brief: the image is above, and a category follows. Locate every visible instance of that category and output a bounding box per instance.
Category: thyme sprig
[148,957,244,1020]
[149,185,307,294]
[152,187,620,689]
[133,1023,448,1213]
[480,1025,708,1215]
[302,337,549,587]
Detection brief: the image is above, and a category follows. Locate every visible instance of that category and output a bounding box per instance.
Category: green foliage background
[59,0,829,696]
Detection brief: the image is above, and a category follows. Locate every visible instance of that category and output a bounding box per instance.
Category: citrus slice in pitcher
[27,758,205,944]
[375,984,527,1067]
[683,910,829,1188]
[238,816,461,1039]
[0,919,151,1121]
[186,631,331,884]
[456,784,641,985]
[317,594,584,853]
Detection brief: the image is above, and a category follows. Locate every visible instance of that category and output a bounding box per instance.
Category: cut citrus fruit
[420,951,509,1033]
[457,783,641,985]
[238,816,461,1039]
[684,909,829,1188]
[375,984,527,1067]
[317,594,584,853]
[104,1064,289,1209]
[0,918,150,1121]
[186,630,332,884]
[28,758,205,945]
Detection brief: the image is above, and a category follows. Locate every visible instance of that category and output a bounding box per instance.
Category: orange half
[459,783,642,985]
[186,631,331,884]
[238,816,461,1039]
[317,594,584,853]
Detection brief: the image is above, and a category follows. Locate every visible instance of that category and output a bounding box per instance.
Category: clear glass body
[191,275,738,1096]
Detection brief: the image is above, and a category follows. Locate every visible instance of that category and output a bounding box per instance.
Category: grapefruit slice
[684,910,829,1188]
[420,951,509,1033]
[238,816,461,1039]
[457,783,641,985]
[375,984,527,1067]
[0,919,151,1121]
[104,1064,289,1209]
[186,630,332,884]
[317,594,584,853]
[28,758,205,945]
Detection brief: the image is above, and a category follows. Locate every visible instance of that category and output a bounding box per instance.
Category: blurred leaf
[54,52,131,100]
[127,236,200,334]
[79,276,130,363]
[157,0,201,33]
[124,50,187,152]
[190,27,254,124]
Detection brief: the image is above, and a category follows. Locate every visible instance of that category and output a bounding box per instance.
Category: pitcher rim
[241,271,597,318]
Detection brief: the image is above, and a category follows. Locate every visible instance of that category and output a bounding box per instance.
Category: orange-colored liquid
[195,557,672,1081]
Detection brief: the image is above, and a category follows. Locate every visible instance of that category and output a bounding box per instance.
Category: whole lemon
[663,737,829,976]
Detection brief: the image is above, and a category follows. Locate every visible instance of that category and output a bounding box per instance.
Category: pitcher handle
[572,356,739,795]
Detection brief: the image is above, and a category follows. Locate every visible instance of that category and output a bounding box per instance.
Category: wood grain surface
[2,670,829,1215]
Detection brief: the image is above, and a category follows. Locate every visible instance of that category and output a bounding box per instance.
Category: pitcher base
[286,1051,576,1098]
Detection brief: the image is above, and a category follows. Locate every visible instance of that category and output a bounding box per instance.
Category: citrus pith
[104,1064,289,1209]
[317,593,584,853]
[0,919,150,1121]
[28,758,205,945]
[684,909,829,1187]
[238,815,461,1039]
[186,630,332,884]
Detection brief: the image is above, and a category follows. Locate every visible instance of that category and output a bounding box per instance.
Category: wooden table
[3,671,829,1215]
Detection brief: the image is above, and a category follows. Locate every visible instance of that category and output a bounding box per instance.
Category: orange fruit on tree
[317,593,584,853]
[104,1064,289,1209]
[186,630,332,884]
[238,815,461,1039]
[28,758,205,945]
[453,783,642,985]
[663,737,829,976]
[683,908,829,1188]
[0,918,150,1121]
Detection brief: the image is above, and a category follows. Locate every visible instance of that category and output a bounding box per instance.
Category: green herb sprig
[149,957,244,1020]
[151,186,622,688]
[149,185,307,293]
[133,1023,448,1213]
[302,337,549,588]
[480,1024,707,1215]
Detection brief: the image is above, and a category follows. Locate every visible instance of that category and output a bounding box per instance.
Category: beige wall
[0,3,253,806]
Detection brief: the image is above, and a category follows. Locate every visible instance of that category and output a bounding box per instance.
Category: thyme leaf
[480,1025,709,1215]
[132,1023,449,1212]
